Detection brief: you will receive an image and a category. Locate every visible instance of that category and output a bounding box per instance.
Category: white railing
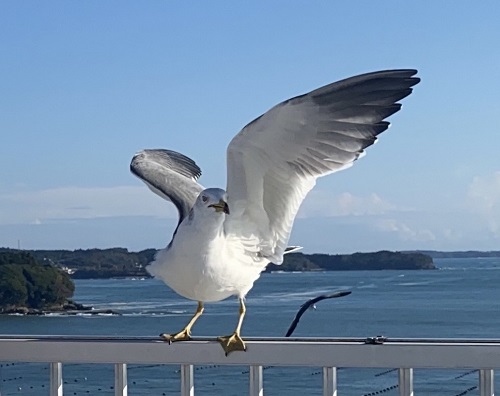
[0,335,499,396]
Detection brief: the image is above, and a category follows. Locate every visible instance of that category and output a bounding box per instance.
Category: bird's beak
[209,199,230,215]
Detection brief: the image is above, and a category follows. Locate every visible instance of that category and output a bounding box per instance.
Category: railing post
[322,367,337,396]
[398,368,413,396]
[49,362,63,396]
[479,369,494,396]
[181,364,194,396]
[114,363,128,396]
[249,365,263,396]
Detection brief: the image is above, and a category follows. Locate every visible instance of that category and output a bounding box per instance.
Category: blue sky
[1,2,499,253]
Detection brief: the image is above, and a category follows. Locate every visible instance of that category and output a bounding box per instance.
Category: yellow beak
[209,199,230,214]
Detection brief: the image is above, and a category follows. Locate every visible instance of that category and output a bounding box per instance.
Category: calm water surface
[1,257,500,395]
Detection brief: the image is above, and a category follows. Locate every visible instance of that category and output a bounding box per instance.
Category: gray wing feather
[130,149,204,224]
[226,69,419,263]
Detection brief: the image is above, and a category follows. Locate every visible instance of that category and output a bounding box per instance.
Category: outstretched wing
[130,149,204,225]
[225,69,419,263]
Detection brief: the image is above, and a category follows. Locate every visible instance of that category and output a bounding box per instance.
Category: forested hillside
[266,250,435,272]
[408,250,500,258]
[28,248,157,279]
[0,250,75,312]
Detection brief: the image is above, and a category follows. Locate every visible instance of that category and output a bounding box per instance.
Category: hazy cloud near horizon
[467,171,500,238]
[1,179,498,253]
[0,186,177,226]
[1,186,410,226]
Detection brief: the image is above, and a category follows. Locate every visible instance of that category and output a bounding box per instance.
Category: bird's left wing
[225,69,419,263]
[130,149,204,225]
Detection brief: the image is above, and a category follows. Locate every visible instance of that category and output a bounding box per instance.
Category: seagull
[130,69,420,355]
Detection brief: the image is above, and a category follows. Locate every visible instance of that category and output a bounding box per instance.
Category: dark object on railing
[285,290,351,337]
[364,335,387,345]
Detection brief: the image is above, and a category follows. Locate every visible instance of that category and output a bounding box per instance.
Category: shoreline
[1,301,120,316]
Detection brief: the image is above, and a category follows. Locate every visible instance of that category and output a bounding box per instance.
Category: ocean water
[1,257,500,395]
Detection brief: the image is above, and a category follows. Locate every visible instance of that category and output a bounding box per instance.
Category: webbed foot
[217,333,246,356]
[159,301,204,344]
[160,329,191,344]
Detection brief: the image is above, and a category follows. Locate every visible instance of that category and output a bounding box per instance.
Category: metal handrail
[0,335,497,396]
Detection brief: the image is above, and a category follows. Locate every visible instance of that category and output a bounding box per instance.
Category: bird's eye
[201,196,208,203]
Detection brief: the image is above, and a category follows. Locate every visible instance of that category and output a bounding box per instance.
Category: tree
[0,264,28,307]
[0,250,75,310]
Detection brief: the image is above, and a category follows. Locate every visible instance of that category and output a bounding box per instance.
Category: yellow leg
[160,301,204,344]
[217,298,247,355]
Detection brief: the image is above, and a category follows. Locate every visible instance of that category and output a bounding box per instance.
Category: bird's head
[196,188,230,215]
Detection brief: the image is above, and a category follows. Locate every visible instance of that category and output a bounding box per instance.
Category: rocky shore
[1,300,119,316]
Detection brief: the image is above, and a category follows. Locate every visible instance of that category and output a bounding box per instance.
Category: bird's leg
[217,298,247,355]
[160,301,204,343]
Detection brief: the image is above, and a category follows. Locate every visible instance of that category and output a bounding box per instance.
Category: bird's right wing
[225,69,419,264]
[130,149,204,225]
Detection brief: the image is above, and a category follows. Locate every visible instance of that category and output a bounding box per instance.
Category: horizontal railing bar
[4,334,500,344]
[2,335,500,368]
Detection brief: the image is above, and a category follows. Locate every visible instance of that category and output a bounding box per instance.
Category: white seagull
[130,69,420,355]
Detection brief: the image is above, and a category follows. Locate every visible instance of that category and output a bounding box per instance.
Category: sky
[1,2,499,254]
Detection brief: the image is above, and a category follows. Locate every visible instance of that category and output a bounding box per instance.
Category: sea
[1,257,500,395]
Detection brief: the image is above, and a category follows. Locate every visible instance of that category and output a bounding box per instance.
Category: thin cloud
[375,218,436,242]
[467,171,500,238]
[298,190,410,218]
[0,185,176,225]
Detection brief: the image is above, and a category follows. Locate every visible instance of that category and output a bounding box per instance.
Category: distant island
[407,250,500,259]
[0,250,87,314]
[0,250,120,315]
[266,250,435,272]
[1,247,435,281]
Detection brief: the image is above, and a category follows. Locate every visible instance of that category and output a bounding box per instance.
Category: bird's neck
[177,211,225,243]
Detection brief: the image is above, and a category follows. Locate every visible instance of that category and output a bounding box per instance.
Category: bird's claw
[217,333,246,356]
[160,329,191,344]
